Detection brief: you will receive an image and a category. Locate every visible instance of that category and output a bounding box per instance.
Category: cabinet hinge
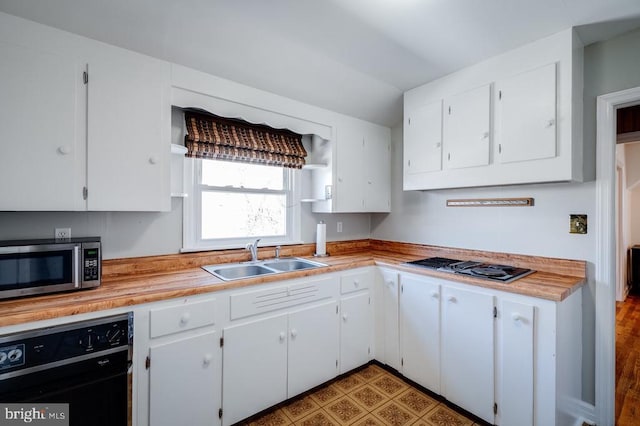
[498,90,502,100]
[83,71,88,85]
[368,347,371,355]
[498,144,502,154]
[447,153,451,161]
[82,186,88,200]
[493,306,498,318]
[336,305,339,314]
[145,356,150,370]
[368,297,371,305]
[448,106,451,115]
[493,403,498,415]
[401,284,403,293]
[408,117,411,125]
[401,357,404,367]
[336,359,338,368]
[219,337,224,347]
[218,408,223,419]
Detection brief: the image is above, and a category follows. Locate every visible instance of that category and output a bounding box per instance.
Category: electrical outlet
[55,228,71,239]
[337,222,343,233]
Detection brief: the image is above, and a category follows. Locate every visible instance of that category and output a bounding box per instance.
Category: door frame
[595,86,640,425]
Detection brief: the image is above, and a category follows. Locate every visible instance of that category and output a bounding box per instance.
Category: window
[183,158,301,250]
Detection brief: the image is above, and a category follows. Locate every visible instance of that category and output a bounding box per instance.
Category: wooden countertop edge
[0,248,586,328]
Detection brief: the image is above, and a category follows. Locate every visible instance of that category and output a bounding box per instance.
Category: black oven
[0,237,101,300]
[0,314,132,426]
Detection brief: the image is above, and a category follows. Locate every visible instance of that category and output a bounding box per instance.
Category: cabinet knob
[386,280,394,287]
[203,354,212,366]
[436,142,441,148]
[290,329,298,338]
[338,177,343,183]
[546,119,555,128]
[431,292,439,299]
[482,132,490,140]
[512,313,525,323]
[57,146,71,155]
[148,156,158,165]
[342,314,348,322]
[354,280,360,287]
[447,296,456,303]
[179,312,190,325]
[367,181,372,185]
[279,331,286,342]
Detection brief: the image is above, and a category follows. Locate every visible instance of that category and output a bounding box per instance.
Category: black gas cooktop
[405,257,534,283]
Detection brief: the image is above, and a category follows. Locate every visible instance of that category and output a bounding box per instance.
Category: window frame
[182,158,302,252]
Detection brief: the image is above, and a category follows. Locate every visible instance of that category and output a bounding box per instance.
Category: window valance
[184,110,307,169]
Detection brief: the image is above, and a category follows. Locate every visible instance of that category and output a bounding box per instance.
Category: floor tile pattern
[244,364,482,426]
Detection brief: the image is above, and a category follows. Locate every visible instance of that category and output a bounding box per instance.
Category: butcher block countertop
[0,240,586,327]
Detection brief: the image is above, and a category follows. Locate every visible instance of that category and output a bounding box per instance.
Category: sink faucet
[245,238,261,262]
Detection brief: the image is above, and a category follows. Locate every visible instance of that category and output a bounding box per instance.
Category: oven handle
[73,245,80,288]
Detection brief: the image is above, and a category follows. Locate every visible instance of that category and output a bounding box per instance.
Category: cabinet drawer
[230,276,338,320]
[150,299,216,338]
[340,270,371,294]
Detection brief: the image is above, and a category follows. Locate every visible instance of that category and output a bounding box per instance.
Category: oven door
[0,351,130,426]
[0,243,80,299]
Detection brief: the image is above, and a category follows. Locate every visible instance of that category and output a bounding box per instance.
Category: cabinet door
[364,127,391,212]
[0,42,85,210]
[441,287,495,423]
[400,275,441,393]
[404,100,443,174]
[149,331,219,426]
[340,292,372,373]
[500,300,534,426]
[381,270,401,370]
[288,301,339,397]
[87,48,170,211]
[335,124,364,212]
[443,84,491,169]
[223,314,288,425]
[496,63,556,164]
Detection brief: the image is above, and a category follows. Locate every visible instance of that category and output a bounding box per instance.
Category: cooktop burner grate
[404,257,534,283]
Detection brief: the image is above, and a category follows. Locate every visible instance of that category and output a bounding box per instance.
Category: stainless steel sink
[202,264,276,281]
[262,258,326,272]
[202,257,326,281]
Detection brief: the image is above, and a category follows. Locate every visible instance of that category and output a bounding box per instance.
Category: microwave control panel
[83,247,100,282]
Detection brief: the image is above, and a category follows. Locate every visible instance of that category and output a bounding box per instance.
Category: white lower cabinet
[340,292,372,373]
[380,269,401,370]
[399,274,441,393]
[149,331,220,426]
[222,313,288,425]
[441,286,495,424]
[222,299,339,425]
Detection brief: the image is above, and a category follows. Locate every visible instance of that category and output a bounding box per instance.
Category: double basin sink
[202,257,327,281]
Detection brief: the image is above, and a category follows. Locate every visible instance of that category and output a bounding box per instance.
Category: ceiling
[1,0,640,127]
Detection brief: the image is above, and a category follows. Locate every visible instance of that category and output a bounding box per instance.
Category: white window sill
[180,240,305,253]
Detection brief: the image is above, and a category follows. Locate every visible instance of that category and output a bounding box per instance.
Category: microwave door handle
[73,245,80,288]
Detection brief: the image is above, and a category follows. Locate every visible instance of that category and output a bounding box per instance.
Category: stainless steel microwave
[0,237,101,300]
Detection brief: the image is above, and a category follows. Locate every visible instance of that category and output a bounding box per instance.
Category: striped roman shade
[184,110,307,168]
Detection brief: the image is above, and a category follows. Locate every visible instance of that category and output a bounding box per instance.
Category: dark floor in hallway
[616,294,640,425]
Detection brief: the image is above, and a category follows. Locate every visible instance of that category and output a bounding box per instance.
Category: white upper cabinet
[495,63,557,164]
[443,84,491,170]
[315,118,391,213]
[0,13,172,211]
[0,42,86,211]
[404,100,443,175]
[403,29,585,190]
[87,48,170,211]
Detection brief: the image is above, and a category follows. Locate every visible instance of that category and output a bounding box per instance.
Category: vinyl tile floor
[241,364,483,426]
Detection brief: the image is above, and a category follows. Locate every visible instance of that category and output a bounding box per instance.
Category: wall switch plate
[55,228,71,239]
[569,215,587,234]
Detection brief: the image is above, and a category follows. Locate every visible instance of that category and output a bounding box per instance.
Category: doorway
[595,87,640,426]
